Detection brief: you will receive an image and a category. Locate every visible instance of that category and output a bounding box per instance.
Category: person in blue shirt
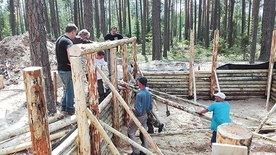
[197,92,231,143]
[127,76,153,155]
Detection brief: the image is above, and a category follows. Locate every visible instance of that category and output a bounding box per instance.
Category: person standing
[72,29,93,44]
[196,92,231,143]
[96,51,106,103]
[127,76,153,155]
[103,27,123,77]
[55,23,78,115]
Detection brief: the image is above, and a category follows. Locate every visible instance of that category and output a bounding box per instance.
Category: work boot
[147,129,154,133]
[158,123,164,133]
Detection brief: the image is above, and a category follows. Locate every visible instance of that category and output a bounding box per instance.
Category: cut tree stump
[217,123,252,155]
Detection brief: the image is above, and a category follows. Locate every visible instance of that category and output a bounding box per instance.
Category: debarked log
[217,123,252,154]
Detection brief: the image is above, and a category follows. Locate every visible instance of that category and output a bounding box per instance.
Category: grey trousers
[127,114,148,154]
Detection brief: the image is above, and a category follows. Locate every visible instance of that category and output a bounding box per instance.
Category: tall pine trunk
[152,0,162,60]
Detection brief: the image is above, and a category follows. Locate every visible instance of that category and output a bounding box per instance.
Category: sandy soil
[0,33,275,154]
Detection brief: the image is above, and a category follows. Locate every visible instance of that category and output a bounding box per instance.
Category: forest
[0,0,275,62]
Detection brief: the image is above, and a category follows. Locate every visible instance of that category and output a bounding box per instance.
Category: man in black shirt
[55,23,78,115]
[103,27,124,77]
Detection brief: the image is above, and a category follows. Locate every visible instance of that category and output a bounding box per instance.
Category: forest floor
[0,33,275,154]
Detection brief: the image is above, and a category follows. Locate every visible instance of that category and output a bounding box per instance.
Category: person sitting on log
[196,92,231,144]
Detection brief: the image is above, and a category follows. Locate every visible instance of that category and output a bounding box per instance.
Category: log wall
[270,75,276,103]
[144,70,270,100]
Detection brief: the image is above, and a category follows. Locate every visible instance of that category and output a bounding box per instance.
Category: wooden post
[110,47,120,146]
[52,71,57,103]
[97,67,164,155]
[255,103,276,133]
[122,44,130,126]
[70,57,91,155]
[132,41,138,78]
[189,29,195,98]
[217,123,252,155]
[0,75,4,89]
[266,30,276,111]
[86,53,100,154]
[210,30,219,98]
[214,69,221,92]
[23,67,51,155]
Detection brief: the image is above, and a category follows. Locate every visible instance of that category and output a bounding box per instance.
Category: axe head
[166,110,170,116]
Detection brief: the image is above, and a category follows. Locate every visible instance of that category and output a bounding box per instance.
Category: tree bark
[100,0,106,35]
[84,0,94,40]
[163,0,169,57]
[26,0,56,114]
[49,0,59,39]
[94,0,100,38]
[9,0,16,35]
[249,0,261,64]
[259,0,275,61]
[227,0,235,48]
[152,0,162,60]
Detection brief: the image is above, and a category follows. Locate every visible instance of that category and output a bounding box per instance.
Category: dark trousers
[211,131,217,143]
[98,79,105,103]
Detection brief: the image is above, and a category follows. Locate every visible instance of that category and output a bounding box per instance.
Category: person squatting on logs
[127,76,152,155]
[196,92,231,143]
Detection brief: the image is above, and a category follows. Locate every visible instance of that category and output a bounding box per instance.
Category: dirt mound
[0,32,56,85]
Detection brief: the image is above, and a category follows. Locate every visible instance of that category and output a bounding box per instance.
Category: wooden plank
[212,143,247,155]
[0,75,4,89]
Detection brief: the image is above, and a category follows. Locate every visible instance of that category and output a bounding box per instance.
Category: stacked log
[144,69,268,100]
[270,75,276,102]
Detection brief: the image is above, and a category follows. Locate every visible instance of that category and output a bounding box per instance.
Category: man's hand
[195,111,203,115]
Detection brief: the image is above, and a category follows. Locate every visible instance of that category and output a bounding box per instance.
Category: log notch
[110,47,120,146]
[266,30,276,111]
[0,75,4,89]
[23,67,51,154]
[217,123,252,155]
[210,30,219,98]
[70,57,91,154]
[188,29,195,98]
[86,53,100,154]
[121,44,130,126]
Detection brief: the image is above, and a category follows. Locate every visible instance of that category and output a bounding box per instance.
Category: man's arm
[196,108,208,115]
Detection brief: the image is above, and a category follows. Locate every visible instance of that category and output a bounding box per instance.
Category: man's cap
[137,76,147,86]
[214,92,226,99]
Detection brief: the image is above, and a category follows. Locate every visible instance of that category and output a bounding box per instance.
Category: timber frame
[3,30,275,154]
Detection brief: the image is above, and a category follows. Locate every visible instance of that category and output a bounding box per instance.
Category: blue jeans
[58,71,74,113]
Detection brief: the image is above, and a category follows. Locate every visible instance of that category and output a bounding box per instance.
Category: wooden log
[266,30,276,110]
[99,93,112,113]
[252,132,276,144]
[23,67,51,154]
[97,66,164,155]
[0,75,4,89]
[69,37,137,56]
[189,29,195,97]
[0,113,64,143]
[216,123,252,154]
[255,103,276,133]
[210,30,219,97]
[143,71,188,76]
[121,44,130,126]
[132,41,138,78]
[85,109,120,155]
[86,53,100,154]
[0,129,67,155]
[99,120,154,155]
[52,129,78,155]
[110,47,120,146]
[70,57,91,154]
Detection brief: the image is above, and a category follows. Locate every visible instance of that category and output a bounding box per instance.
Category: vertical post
[23,67,51,155]
[70,57,91,155]
[0,75,4,89]
[52,71,57,103]
[189,29,195,98]
[132,41,138,78]
[266,30,276,111]
[110,47,120,146]
[87,54,100,154]
[122,44,130,126]
[210,30,219,98]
